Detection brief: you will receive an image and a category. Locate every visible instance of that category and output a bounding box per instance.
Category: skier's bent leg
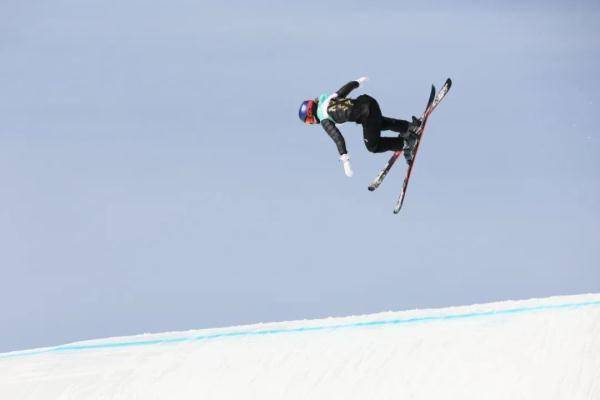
[382,117,410,136]
[374,137,405,153]
[364,137,405,153]
[362,117,384,153]
[357,96,406,153]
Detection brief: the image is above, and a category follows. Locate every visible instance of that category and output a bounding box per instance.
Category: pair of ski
[368,78,452,214]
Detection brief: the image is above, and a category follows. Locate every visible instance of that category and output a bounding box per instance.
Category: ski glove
[340,153,353,177]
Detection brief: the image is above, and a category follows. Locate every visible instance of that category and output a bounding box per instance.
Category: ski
[393,78,452,214]
[368,85,436,192]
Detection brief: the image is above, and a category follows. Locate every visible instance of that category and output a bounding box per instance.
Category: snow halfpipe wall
[1,293,599,399]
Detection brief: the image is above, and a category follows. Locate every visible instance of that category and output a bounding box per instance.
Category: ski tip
[445,78,452,88]
[393,202,404,214]
[368,186,375,192]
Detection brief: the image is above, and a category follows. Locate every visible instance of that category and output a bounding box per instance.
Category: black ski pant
[352,95,410,153]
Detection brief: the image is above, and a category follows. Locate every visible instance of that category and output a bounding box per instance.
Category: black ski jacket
[320,80,365,155]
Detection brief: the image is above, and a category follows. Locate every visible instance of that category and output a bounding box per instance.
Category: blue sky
[0,0,599,352]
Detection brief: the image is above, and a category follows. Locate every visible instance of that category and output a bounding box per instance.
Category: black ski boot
[403,139,418,165]
[403,117,422,165]
[409,116,422,134]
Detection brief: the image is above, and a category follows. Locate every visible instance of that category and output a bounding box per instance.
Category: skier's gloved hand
[340,153,353,177]
[356,76,368,86]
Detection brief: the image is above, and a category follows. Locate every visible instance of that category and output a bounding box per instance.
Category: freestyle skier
[298,76,452,213]
[298,77,422,177]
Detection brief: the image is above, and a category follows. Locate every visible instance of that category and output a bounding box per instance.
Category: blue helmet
[298,99,318,124]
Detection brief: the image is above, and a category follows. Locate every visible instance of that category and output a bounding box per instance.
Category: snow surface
[1,293,599,399]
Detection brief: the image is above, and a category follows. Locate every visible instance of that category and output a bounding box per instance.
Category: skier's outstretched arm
[321,119,353,177]
[321,119,347,155]
[335,76,368,98]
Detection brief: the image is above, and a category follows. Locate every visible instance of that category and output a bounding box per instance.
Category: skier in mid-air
[298,77,422,177]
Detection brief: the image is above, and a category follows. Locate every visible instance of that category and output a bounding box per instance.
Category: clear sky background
[1,0,598,353]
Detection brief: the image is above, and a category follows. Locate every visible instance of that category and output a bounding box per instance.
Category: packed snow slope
[1,294,599,400]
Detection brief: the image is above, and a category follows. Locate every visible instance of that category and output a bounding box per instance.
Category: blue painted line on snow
[2,298,599,360]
